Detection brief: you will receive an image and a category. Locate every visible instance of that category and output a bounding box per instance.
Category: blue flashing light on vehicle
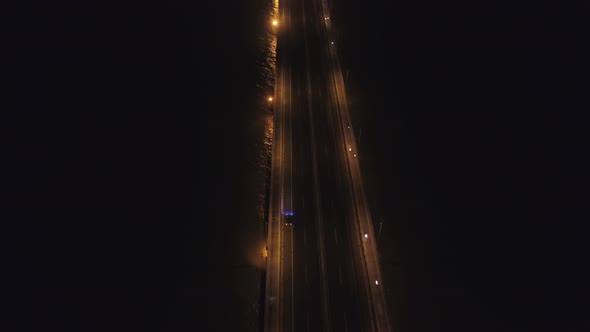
[283,211,295,225]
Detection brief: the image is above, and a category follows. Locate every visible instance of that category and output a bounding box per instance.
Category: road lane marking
[303,2,332,330]
[344,312,348,332]
[304,222,308,286]
[291,226,295,332]
[303,224,306,246]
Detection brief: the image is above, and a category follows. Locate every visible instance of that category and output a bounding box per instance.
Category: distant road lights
[268,96,273,102]
[364,233,368,239]
[348,147,352,152]
[331,41,334,45]
[353,153,357,158]
[272,19,278,27]
[375,280,379,285]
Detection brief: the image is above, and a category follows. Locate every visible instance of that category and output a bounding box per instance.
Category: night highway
[265,0,391,330]
[7,1,589,332]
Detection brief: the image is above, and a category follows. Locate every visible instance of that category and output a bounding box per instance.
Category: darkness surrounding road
[4,1,250,331]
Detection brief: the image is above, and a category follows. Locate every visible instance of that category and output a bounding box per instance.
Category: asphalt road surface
[265,0,391,331]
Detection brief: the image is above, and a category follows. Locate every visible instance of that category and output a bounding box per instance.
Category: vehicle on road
[284,211,294,225]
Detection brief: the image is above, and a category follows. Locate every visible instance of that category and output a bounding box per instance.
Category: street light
[272,19,278,27]
[268,96,273,102]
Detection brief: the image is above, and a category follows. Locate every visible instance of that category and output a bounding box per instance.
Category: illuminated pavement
[265,0,391,331]
[319,1,392,330]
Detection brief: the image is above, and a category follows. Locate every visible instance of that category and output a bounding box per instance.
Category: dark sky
[3,0,589,331]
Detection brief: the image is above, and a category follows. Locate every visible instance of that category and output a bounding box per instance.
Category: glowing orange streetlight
[268,96,273,102]
[272,19,278,27]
